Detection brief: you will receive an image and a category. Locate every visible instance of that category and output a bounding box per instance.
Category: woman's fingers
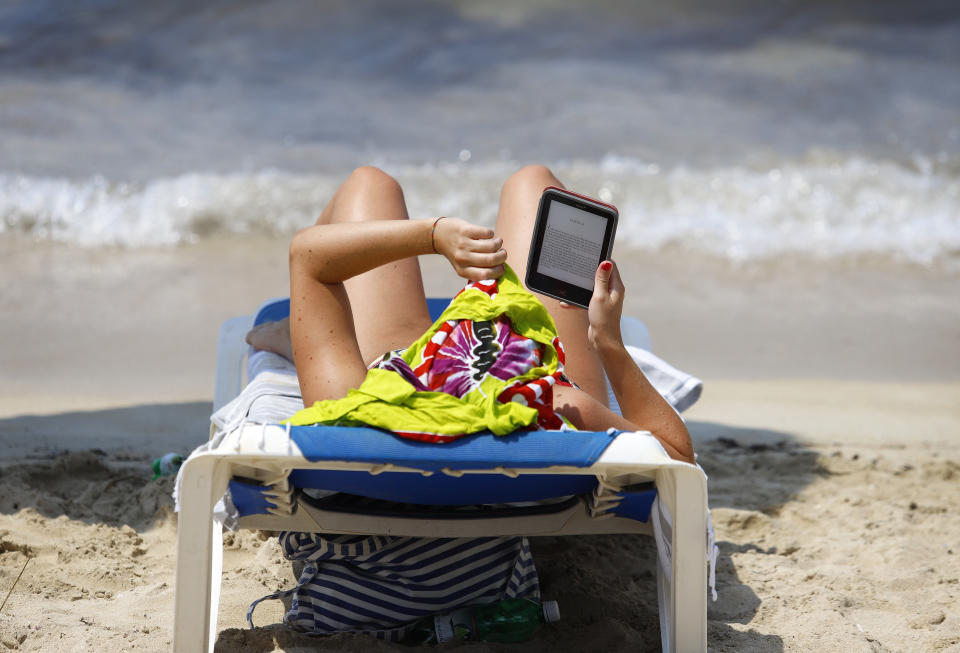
[459,264,505,281]
[436,217,508,280]
[436,218,500,254]
[608,260,625,295]
[587,260,624,350]
[594,260,613,296]
[459,247,507,268]
[593,260,624,301]
[460,223,496,240]
[470,234,504,253]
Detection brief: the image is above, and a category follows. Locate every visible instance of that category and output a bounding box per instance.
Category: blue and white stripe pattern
[249,532,540,641]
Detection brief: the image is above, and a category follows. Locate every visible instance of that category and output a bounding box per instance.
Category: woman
[249,164,693,463]
[243,165,695,639]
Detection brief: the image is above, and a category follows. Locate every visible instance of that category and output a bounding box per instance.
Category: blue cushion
[288,469,598,505]
[610,485,657,523]
[229,479,276,516]
[253,298,290,326]
[233,470,656,522]
[289,425,618,471]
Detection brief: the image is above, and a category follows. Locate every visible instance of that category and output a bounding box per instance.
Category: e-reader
[525,187,618,308]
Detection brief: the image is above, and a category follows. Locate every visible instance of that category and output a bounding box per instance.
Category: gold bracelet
[430,216,447,254]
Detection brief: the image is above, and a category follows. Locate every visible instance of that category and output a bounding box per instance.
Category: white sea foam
[0,172,339,247]
[2,156,957,263]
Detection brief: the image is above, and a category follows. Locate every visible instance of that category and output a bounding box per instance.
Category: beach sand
[1,237,958,652]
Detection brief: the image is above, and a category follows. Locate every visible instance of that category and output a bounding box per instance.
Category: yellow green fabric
[286,265,564,439]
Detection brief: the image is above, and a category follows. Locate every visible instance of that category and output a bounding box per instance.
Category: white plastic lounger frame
[173,305,708,653]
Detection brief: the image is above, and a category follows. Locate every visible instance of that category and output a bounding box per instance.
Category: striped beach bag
[248,532,540,641]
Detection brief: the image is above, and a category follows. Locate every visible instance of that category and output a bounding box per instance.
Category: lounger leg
[657,467,708,653]
[656,558,671,652]
[173,456,231,653]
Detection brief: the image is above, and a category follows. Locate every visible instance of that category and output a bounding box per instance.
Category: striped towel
[248,533,540,641]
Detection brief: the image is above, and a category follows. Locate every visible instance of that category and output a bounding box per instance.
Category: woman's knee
[344,166,403,197]
[495,165,564,233]
[322,166,407,224]
[502,165,564,196]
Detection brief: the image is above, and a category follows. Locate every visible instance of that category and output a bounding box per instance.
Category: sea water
[1,0,958,264]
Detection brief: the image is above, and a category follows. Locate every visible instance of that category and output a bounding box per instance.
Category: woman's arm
[595,342,694,463]
[289,216,507,405]
[290,217,506,284]
[564,260,694,464]
[248,217,505,363]
[554,385,693,463]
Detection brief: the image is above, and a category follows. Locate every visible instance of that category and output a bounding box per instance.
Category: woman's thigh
[493,165,608,406]
[319,166,433,365]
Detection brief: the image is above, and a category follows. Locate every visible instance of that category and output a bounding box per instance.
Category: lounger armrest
[213,315,253,412]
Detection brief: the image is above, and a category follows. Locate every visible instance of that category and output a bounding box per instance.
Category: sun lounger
[172,298,714,653]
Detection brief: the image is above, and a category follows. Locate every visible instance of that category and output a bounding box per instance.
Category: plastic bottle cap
[542,600,560,623]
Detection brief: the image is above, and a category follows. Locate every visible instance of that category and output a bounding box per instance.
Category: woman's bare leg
[287,166,435,404]
[494,165,608,406]
[317,166,434,365]
[248,167,432,368]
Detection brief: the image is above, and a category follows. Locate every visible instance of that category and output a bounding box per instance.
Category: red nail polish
[600,261,612,271]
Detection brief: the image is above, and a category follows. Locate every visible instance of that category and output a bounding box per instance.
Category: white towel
[209,351,304,435]
[607,345,703,416]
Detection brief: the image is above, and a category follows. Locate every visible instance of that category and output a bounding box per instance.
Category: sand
[1,237,958,652]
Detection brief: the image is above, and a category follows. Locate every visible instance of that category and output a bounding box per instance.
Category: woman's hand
[587,260,625,352]
[432,217,507,281]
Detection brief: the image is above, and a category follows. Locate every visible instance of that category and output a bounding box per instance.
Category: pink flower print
[426,316,542,398]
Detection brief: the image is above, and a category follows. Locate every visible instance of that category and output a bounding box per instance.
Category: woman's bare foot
[245,317,294,362]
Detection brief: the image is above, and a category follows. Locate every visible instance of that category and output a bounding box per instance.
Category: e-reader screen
[536,201,608,290]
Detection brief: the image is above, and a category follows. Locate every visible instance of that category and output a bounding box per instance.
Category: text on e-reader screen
[536,202,607,289]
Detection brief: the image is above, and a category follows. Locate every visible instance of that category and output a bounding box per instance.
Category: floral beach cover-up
[287,265,572,441]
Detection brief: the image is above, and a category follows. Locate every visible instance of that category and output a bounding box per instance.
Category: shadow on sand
[0,402,211,529]
[690,419,827,652]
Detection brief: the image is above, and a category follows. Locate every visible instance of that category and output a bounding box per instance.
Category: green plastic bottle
[400,598,560,645]
[151,453,183,480]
